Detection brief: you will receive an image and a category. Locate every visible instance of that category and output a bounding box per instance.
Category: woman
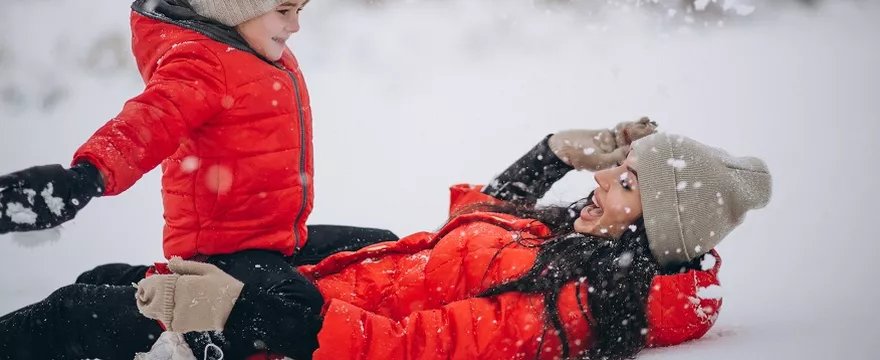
[134,118,772,360]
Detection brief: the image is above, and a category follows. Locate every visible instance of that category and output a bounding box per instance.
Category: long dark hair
[459,199,660,360]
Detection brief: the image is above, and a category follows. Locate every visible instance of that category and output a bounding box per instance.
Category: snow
[698,285,724,300]
[41,183,65,216]
[667,158,687,169]
[5,203,37,224]
[701,253,717,271]
[21,188,36,205]
[2,0,879,359]
[181,156,200,173]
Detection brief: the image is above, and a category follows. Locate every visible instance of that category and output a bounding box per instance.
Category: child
[0,1,335,359]
[1,0,314,259]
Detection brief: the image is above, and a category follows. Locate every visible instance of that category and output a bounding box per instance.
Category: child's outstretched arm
[0,42,225,234]
[73,41,227,196]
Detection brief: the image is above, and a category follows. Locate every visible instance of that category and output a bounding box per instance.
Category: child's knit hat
[189,0,288,27]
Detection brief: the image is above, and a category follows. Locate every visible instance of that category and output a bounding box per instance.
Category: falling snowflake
[205,165,233,194]
[221,96,235,109]
[667,158,687,169]
[618,251,633,267]
[181,156,200,173]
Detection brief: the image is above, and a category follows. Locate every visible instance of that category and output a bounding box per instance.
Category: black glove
[0,162,104,234]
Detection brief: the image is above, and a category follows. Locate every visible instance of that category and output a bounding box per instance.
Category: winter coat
[71,0,314,259]
[298,184,723,360]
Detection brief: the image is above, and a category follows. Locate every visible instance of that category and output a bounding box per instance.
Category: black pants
[0,225,397,360]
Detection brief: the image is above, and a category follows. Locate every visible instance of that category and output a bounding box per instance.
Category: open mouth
[580,191,605,220]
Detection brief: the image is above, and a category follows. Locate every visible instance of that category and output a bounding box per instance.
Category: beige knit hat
[189,0,288,27]
[630,133,772,267]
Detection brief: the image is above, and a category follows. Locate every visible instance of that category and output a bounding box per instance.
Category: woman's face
[236,1,307,62]
[574,153,643,239]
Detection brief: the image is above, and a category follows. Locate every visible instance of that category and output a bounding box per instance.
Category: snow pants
[0,225,398,360]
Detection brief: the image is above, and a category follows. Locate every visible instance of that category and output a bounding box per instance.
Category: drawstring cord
[204,343,224,360]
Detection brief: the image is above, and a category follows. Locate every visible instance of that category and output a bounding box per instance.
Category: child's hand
[0,163,103,234]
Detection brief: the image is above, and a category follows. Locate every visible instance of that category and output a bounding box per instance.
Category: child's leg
[75,263,151,286]
[0,283,163,360]
[292,224,399,266]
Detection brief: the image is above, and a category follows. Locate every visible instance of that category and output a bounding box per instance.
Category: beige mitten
[549,117,658,171]
[135,257,244,333]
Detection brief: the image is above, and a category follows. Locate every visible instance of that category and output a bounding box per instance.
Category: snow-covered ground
[2,0,879,358]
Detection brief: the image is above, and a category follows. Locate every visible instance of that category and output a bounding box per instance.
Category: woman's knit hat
[630,133,772,267]
[189,0,288,27]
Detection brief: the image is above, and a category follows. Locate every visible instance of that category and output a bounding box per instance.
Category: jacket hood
[129,0,272,73]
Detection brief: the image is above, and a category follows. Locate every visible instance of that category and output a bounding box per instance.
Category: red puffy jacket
[298,184,722,359]
[72,11,313,259]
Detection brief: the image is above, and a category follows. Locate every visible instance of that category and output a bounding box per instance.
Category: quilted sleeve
[646,251,724,347]
[71,41,226,195]
[448,184,504,216]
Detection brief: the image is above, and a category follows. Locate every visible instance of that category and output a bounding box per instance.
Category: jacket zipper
[284,69,308,253]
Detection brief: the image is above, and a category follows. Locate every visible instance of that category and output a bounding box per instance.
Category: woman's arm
[480,134,573,206]
[482,119,657,206]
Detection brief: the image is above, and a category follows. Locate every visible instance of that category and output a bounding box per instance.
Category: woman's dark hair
[460,199,660,360]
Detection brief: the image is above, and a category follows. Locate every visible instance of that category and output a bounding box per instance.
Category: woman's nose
[594,169,612,191]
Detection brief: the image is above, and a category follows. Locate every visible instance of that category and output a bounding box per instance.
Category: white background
[1,0,878,358]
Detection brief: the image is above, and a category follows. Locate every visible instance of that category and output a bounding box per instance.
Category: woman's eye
[278,9,289,15]
[619,179,632,190]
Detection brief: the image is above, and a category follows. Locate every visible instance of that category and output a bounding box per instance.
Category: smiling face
[236,1,308,61]
[573,153,644,239]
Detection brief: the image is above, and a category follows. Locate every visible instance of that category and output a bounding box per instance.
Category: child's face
[236,1,308,62]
